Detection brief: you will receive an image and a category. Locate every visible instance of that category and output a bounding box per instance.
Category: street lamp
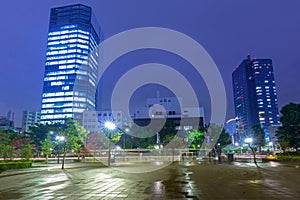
[104,121,116,167]
[56,135,66,169]
[244,137,258,167]
[268,141,274,153]
[245,137,253,144]
[217,143,221,163]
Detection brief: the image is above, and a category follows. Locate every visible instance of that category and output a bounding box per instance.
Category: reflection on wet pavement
[0,161,299,199]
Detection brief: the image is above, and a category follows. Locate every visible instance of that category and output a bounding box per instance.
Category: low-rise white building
[83,110,131,133]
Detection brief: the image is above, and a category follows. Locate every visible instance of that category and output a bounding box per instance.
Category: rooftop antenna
[7,110,11,120]
[247,52,251,60]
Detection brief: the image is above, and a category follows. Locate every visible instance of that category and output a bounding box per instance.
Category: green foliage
[62,118,88,157]
[276,155,300,161]
[28,123,55,154]
[276,103,300,149]
[41,134,54,156]
[0,161,32,170]
[216,128,231,149]
[0,130,32,160]
[205,123,224,149]
[119,134,156,149]
[159,120,177,144]
[20,143,33,160]
[187,130,205,149]
[110,131,122,143]
[0,145,14,160]
[163,135,186,149]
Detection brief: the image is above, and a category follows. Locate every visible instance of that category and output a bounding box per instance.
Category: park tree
[10,138,32,158]
[86,132,104,156]
[29,123,55,157]
[63,118,89,161]
[205,123,224,149]
[122,123,159,149]
[41,134,54,163]
[0,130,32,160]
[20,143,34,160]
[159,120,176,139]
[187,130,205,149]
[0,131,11,160]
[164,135,186,149]
[0,136,15,161]
[276,102,300,149]
[216,128,231,149]
[252,124,265,152]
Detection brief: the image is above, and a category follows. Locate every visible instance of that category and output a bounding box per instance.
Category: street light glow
[268,142,273,146]
[55,136,65,141]
[104,121,116,130]
[245,138,253,144]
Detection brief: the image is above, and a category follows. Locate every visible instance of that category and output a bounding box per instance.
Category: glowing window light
[73,108,85,113]
[42,104,54,108]
[48,41,60,45]
[78,30,89,35]
[42,97,73,103]
[77,39,89,44]
[50,81,65,86]
[78,34,89,40]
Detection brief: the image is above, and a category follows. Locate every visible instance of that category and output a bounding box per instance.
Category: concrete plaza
[0,161,299,199]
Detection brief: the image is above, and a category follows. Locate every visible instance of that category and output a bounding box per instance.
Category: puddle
[147,166,200,199]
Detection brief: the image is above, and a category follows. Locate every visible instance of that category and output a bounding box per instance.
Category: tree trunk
[248,144,258,167]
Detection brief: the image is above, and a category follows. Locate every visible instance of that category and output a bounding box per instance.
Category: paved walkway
[0,161,299,199]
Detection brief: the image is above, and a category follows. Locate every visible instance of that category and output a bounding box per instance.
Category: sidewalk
[0,161,300,199]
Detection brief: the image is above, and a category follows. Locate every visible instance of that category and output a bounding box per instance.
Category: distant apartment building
[0,111,15,131]
[232,54,280,142]
[22,111,41,132]
[83,110,131,133]
[133,96,205,131]
[40,4,101,124]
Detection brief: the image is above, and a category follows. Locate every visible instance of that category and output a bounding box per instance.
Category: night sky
[1,0,300,127]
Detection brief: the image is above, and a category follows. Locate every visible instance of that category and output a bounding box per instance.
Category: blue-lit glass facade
[232,55,280,142]
[41,4,100,124]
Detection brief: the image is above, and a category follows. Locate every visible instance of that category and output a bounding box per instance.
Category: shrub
[0,161,33,171]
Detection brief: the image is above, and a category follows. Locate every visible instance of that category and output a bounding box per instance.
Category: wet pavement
[0,161,300,199]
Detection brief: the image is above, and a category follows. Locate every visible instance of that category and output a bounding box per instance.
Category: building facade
[83,110,131,133]
[232,55,280,142]
[133,97,205,131]
[0,111,15,131]
[41,4,101,124]
[22,111,41,132]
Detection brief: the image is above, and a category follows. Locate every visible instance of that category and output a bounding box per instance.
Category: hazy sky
[1,0,300,127]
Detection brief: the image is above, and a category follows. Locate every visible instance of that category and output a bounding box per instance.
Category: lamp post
[245,138,258,167]
[104,121,116,167]
[268,141,273,152]
[217,143,221,163]
[55,135,66,169]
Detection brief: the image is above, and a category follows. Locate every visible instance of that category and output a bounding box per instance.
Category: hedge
[0,161,33,171]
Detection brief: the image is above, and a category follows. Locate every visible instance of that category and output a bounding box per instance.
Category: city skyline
[1,0,300,127]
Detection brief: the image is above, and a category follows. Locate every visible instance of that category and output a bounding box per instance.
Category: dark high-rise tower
[41,4,101,124]
[232,55,280,142]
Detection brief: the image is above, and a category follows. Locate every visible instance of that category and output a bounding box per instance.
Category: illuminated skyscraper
[232,55,280,142]
[41,4,100,124]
